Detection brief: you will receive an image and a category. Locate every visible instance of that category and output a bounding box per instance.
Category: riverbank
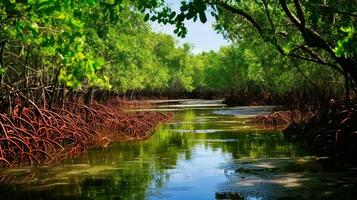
[1,99,356,200]
[284,99,357,159]
[0,98,173,167]
[254,98,357,160]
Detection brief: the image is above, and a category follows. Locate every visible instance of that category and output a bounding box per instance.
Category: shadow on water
[0,100,357,200]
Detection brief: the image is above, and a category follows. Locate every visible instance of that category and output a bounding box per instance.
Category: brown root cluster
[0,100,174,168]
[63,102,173,139]
[104,98,153,110]
[284,100,357,158]
[255,110,316,127]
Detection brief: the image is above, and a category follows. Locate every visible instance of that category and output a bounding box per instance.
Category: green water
[0,100,357,200]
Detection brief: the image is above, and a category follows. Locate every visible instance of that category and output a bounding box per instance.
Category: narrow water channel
[0,100,357,199]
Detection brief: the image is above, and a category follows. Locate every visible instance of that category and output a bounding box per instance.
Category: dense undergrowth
[284,100,357,159]
[0,98,173,167]
[255,98,357,159]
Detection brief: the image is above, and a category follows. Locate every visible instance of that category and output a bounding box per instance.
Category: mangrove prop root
[284,100,357,158]
[255,110,315,127]
[0,98,173,167]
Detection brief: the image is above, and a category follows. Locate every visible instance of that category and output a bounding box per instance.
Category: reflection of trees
[0,108,304,199]
[206,132,304,159]
[171,109,304,160]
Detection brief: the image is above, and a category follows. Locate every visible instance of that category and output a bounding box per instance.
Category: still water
[1,99,357,200]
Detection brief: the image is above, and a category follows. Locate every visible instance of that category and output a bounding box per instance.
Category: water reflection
[0,100,356,200]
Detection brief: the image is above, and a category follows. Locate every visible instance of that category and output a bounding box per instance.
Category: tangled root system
[0,99,173,167]
[284,100,357,158]
[255,109,315,127]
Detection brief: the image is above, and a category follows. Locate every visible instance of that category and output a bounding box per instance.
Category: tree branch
[262,0,276,33]
[215,0,264,37]
[287,53,338,71]
[310,4,357,18]
[279,0,301,28]
[214,0,352,79]
[272,41,343,73]
[0,40,5,87]
[293,0,305,27]
[279,0,333,53]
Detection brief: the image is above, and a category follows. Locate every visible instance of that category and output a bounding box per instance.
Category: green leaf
[144,13,150,21]
[169,11,176,20]
[198,11,207,23]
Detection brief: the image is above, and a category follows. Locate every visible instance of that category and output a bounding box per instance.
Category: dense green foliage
[143,0,356,96]
[0,0,354,109]
[0,0,197,108]
[200,40,344,101]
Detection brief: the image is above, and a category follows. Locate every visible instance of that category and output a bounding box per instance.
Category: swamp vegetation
[0,0,356,199]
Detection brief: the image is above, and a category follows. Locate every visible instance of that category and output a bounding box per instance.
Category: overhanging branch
[310,4,357,18]
[214,0,264,37]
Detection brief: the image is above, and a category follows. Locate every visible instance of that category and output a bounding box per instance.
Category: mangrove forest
[0,0,356,199]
